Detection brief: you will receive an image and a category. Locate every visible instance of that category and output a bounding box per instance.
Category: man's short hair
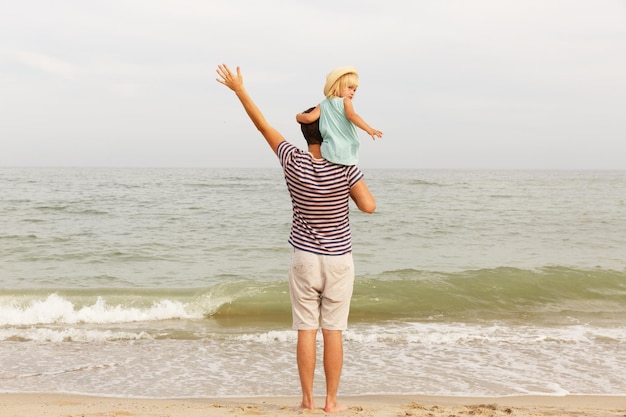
[299,106,323,145]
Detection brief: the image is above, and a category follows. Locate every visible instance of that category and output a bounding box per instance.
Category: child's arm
[344,98,383,140]
[296,105,320,124]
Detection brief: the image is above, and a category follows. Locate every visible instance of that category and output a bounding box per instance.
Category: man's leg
[322,329,348,413]
[297,329,318,410]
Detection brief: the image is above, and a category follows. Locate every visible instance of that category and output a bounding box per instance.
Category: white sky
[1,0,625,169]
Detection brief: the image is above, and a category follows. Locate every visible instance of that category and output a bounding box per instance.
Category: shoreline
[2,393,625,417]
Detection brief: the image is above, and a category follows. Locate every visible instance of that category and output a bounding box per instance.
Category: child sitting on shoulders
[296,66,382,166]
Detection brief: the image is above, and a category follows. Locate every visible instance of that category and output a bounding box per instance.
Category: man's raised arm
[216,64,284,154]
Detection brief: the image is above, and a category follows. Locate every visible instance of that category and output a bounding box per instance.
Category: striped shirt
[277,141,364,255]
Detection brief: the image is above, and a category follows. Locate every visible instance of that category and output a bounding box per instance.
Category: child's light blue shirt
[319,98,359,166]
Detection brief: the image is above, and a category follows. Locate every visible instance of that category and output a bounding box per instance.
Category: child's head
[324,66,359,99]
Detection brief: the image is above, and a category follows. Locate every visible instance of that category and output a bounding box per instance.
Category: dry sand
[1,393,625,417]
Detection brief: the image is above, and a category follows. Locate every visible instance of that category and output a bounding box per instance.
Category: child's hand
[369,129,383,140]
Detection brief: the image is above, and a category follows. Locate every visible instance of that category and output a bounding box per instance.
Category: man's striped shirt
[277,141,363,255]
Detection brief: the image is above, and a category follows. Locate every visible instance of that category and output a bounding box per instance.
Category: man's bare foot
[323,402,348,413]
[294,401,315,411]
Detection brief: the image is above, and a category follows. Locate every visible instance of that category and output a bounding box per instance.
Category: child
[296,66,382,166]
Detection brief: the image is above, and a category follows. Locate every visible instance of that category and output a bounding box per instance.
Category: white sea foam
[0,327,152,343]
[344,322,626,345]
[0,293,202,326]
[2,323,625,398]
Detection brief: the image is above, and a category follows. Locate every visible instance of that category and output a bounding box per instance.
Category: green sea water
[1,167,625,398]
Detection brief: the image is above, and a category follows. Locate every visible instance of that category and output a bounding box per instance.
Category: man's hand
[214,63,284,154]
[216,64,244,93]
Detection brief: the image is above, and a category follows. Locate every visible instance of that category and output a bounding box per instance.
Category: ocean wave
[1,266,624,328]
[351,265,626,320]
[0,293,201,326]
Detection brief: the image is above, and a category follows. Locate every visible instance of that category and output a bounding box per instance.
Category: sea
[1,167,625,399]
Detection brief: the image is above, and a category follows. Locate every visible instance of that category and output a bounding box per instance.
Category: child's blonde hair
[326,73,359,99]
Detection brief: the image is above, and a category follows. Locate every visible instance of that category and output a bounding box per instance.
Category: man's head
[299,106,323,146]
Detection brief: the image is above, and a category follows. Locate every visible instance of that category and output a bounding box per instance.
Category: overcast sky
[1,0,625,169]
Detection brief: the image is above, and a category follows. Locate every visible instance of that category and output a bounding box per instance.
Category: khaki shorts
[288,248,355,331]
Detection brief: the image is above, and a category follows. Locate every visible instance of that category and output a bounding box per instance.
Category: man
[215,64,375,413]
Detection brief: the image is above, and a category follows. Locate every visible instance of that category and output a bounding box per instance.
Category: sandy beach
[1,394,625,417]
